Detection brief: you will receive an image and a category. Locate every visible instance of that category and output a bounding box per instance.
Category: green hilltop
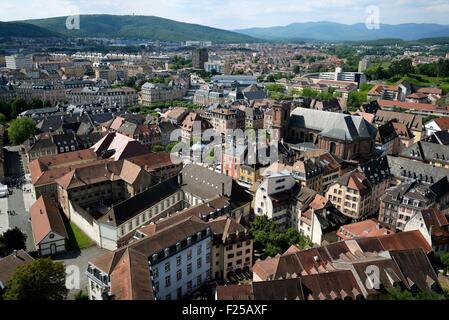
[0,21,63,38]
[25,14,257,43]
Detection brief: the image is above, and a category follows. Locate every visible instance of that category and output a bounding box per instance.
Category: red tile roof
[433,117,449,131]
[337,219,393,241]
[379,99,449,113]
[29,196,68,245]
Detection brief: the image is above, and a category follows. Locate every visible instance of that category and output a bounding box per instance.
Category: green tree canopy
[441,252,449,273]
[0,113,6,124]
[0,101,12,120]
[389,58,414,76]
[0,227,27,257]
[152,145,165,153]
[251,215,312,258]
[265,83,286,94]
[30,98,44,109]
[3,258,68,300]
[7,117,36,145]
[347,91,368,111]
[384,287,445,300]
[11,98,29,118]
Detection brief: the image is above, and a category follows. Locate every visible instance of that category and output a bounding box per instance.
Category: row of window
[157,271,212,300]
[153,242,211,278]
[119,192,182,236]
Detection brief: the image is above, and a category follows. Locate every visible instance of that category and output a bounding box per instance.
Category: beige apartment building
[140,82,187,106]
[209,216,253,280]
[325,171,372,220]
[209,107,245,136]
[66,86,138,106]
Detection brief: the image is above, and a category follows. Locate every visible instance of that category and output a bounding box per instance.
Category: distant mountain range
[2,16,449,44]
[235,21,449,41]
[0,21,62,38]
[21,15,257,43]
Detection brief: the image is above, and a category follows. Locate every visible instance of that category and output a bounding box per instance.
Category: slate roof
[358,156,391,186]
[377,121,398,144]
[181,164,252,208]
[99,176,180,226]
[290,108,377,142]
[387,156,449,183]
[401,141,449,165]
[428,131,449,145]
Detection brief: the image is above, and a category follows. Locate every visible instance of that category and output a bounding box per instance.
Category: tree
[389,59,414,76]
[441,252,449,273]
[0,227,27,256]
[7,117,36,145]
[301,88,319,99]
[152,145,165,153]
[11,98,28,118]
[265,74,276,83]
[293,65,301,74]
[0,113,6,124]
[43,100,52,108]
[251,215,312,258]
[347,91,367,110]
[3,258,68,300]
[0,101,12,120]
[74,290,89,300]
[265,83,287,100]
[166,142,178,153]
[385,287,445,300]
[30,98,44,109]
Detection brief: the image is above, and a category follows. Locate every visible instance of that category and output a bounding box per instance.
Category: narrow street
[0,146,36,252]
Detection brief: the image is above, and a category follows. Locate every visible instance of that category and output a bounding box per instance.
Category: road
[0,146,35,251]
[52,246,108,299]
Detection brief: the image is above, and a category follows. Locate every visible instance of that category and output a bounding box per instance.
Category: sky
[1,0,449,30]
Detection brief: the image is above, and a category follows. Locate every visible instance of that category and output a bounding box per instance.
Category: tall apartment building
[325,171,372,220]
[204,61,223,73]
[379,177,449,231]
[5,55,33,71]
[254,172,297,228]
[209,216,253,281]
[192,48,208,70]
[208,106,246,136]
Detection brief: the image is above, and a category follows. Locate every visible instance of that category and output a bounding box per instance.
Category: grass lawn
[63,218,95,250]
[386,74,449,94]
